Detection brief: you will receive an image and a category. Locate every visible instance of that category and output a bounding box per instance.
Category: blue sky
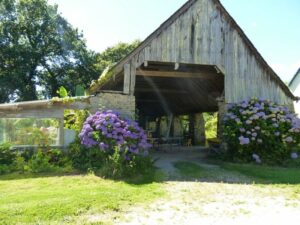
[48,0,300,82]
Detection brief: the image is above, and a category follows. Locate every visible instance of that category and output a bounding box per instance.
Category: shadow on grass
[2,157,300,185]
[0,171,81,181]
[0,168,166,185]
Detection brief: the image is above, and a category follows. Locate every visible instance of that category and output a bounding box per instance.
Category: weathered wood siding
[126,0,293,106]
[293,85,300,116]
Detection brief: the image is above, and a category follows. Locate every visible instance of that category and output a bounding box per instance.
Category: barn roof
[89,0,295,100]
[289,68,300,92]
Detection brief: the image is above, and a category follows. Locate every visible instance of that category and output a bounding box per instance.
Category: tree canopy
[0,0,139,103]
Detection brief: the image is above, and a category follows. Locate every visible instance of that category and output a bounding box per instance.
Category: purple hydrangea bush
[223,98,300,164]
[79,110,151,161]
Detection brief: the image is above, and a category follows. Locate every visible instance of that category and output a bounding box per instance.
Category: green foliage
[0,143,15,165]
[56,86,68,98]
[0,164,11,175]
[203,113,218,139]
[68,139,106,171]
[0,0,101,102]
[20,148,35,161]
[27,150,54,173]
[222,163,300,184]
[99,147,155,179]
[64,109,89,132]
[69,138,155,179]
[96,40,140,75]
[46,148,70,167]
[12,155,27,173]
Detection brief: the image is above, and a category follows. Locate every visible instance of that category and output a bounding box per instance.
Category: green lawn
[0,173,164,224]
[174,160,300,184]
[173,161,205,178]
[222,163,300,184]
[2,161,300,224]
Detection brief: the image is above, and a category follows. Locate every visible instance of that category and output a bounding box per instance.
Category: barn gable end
[89,0,295,107]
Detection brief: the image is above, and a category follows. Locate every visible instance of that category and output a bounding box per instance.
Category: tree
[95,40,140,76]
[0,0,140,103]
[0,0,100,102]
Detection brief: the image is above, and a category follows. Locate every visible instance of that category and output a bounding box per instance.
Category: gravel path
[114,149,300,225]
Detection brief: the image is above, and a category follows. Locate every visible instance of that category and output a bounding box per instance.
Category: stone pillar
[188,114,195,145]
[194,113,206,145]
[217,96,226,139]
[173,116,183,137]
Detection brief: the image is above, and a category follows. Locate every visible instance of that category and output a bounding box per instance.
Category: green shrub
[12,155,27,173]
[46,148,70,167]
[99,147,155,179]
[20,149,35,161]
[0,164,11,174]
[0,143,15,165]
[68,139,106,171]
[223,98,300,164]
[28,150,55,173]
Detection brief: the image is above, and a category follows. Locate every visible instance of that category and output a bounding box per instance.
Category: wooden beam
[136,69,220,79]
[129,61,136,95]
[135,88,189,94]
[136,99,161,103]
[123,64,131,94]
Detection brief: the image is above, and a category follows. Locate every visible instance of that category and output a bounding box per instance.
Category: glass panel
[0,118,59,146]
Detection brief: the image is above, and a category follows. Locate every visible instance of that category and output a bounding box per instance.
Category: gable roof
[289,68,300,92]
[89,0,295,100]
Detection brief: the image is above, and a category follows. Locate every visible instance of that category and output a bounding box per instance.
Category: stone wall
[91,92,136,119]
[217,97,226,139]
[194,113,206,145]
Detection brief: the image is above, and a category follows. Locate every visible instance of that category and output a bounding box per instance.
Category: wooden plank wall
[129,0,293,106]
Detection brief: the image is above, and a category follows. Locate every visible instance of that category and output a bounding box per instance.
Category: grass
[0,172,165,224]
[1,160,300,224]
[173,160,300,185]
[173,161,205,178]
[222,163,300,184]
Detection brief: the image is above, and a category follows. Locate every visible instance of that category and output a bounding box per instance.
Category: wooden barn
[289,68,300,116]
[89,0,296,144]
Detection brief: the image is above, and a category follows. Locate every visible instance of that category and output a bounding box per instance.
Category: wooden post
[129,61,136,95]
[155,117,161,138]
[166,113,174,138]
[123,64,131,94]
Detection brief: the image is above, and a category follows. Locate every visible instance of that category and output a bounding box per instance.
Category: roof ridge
[289,67,300,87]
[212,0,295,100]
